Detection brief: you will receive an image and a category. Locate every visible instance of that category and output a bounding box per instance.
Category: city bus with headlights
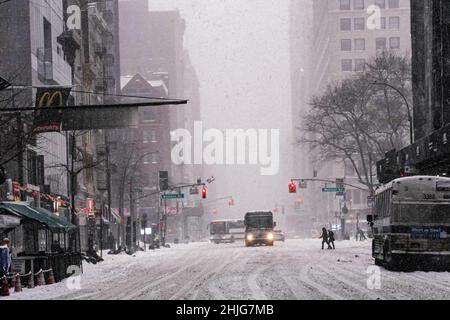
[244,211,276,247]
[367,176,450,270]
[209,219,245,244]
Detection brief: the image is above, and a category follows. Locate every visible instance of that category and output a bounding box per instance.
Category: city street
[3,239,450,300]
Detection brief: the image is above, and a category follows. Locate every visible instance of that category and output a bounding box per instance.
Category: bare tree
[297,51,411,193]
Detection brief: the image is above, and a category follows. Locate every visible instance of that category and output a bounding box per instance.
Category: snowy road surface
[3,239,450,300]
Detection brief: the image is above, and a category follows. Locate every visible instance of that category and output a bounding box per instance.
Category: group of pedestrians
[319,227,335,250]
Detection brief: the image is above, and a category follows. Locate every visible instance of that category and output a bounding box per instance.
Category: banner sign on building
[34,87,72,133]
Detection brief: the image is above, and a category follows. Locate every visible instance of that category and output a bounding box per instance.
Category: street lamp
[372,81,413,145]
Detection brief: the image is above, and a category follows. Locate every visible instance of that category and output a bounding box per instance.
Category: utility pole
[162,193,167,247]
[105,132,113,250]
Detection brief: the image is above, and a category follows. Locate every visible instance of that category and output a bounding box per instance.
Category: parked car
[275,230,285,242]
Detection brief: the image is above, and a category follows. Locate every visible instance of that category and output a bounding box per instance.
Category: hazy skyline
[149,0,294,220]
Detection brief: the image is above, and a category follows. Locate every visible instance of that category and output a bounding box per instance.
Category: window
[355,59,366,71]
[151,129,157,142]
[151,153,158,164]
[374,0,386,9]
[341,59,353,72]
[389,37,400,49]
[354,18,365,30]
[354,0,364,10]
[340,18,351,31]
[389,16,400,29]
[380,17,386,29]
[340,0,351,10]
[376,37,387,50]
[388,0,399,8]
[143,109,156,122]
[354,38,365,50]
[341,39,352,51]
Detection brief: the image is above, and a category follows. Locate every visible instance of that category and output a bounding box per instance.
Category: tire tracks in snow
[315,265,387,300]
[169,250,246,300]
[296,264,345,300]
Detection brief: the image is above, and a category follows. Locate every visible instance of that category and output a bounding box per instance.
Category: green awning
[0,202,76,233]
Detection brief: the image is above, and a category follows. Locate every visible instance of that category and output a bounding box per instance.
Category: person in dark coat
[328,230,335,249]
[319,227,330,250]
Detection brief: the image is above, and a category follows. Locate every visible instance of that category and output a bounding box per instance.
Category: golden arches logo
[38,91,64,108]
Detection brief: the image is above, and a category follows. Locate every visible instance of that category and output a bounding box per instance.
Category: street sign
[161,193,184,199]
[322,187,345,193]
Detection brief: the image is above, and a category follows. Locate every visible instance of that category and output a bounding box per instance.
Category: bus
[209,219,245,244]
[367,176,450,270]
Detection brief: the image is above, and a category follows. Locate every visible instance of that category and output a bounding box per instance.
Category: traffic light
[288,181,297,193]
[228,198,234,206]
[159,171,169,191]
[201,186,207,199]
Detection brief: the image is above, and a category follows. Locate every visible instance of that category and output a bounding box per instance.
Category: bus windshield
[245,216,273,229]
[228,220,245,230]
[393,203,450,224]
[210,222,226,235]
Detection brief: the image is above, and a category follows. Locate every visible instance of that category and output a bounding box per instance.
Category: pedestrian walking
[328,230,335,249]
[319,227,330,250]
[0,238,12,278]
[358,228,366,241]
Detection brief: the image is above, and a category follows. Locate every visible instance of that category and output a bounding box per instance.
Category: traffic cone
[45,269,55,285]
[14,274,22,293]
[9,275,15,289]
[1,277,9,296]
[36,270,45,286]
[27,272,34,289]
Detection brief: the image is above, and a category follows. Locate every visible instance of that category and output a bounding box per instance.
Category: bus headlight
[267,233,274,241]
[246,234,254,242]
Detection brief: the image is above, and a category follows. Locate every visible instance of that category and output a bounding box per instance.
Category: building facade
[290,0,412,236]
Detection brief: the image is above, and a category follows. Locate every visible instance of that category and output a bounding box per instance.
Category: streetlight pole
[372,81,413,145]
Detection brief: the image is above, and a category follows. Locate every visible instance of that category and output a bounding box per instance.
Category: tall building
[0,0,72,212]
[53,0,122,248]
[411,0,450,140]
[119,2,203,242]
[290,0,412,236]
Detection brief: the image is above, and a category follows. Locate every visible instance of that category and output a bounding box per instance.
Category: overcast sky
[149,0,294,221]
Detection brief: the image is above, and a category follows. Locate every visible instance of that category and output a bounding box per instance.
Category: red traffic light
[288,181,297,193]
[201,186,207,199]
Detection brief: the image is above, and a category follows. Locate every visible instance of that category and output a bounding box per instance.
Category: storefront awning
[0,202,76,233]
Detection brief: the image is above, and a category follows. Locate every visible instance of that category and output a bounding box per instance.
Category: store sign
[34,87,72,133]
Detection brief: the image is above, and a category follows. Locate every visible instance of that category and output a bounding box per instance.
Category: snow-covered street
[2,239,450,300]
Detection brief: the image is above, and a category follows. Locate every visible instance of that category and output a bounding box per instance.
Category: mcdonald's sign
[34,87,72,133]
